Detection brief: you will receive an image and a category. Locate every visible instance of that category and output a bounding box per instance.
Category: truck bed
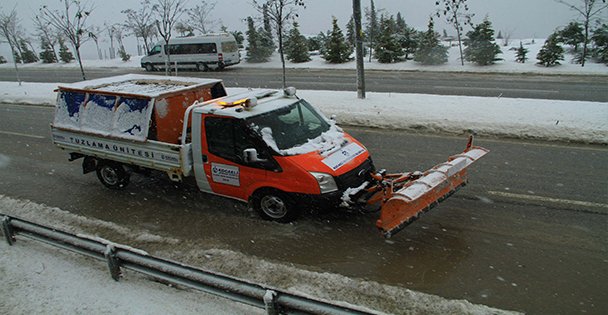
[51,127,193,180]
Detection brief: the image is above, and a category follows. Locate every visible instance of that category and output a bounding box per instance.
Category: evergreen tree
[414,18,448,65]
[308,33,324,51]
[515,42,529,63]
[365,0,378,61]
[58,37,74,63]
[464,18,502,65]
[559,22,585,52]
[245,17,272,63]
[258,26,275,59]
[375,15,404,63]
[396,12,406,30]
[537,33,564,67]
[19,39,38,63]
[395,17,418,60]
[591,24,608,65]
[13,51,21,64]
[118,45,130,61]
[285,21,310,63]
[39,37,57,63]
[322,17,351,63]
[346,16,356,50]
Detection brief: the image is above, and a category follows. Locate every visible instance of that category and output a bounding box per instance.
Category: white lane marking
[487,191,608,209]
[0,130,45,139]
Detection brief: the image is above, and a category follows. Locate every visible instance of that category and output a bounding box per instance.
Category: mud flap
[376,147,489,238]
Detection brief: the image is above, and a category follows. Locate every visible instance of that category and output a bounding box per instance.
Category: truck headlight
[310,172,338,194]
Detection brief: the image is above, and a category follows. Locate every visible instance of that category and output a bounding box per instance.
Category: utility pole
[353,0,366,99]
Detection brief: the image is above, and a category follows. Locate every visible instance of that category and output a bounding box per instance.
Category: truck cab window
[205,117,257,164]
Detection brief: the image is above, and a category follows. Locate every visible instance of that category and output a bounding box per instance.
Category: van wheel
[96,162,130,190]
[144,63,154,71]
[252,189,298,223]
[196,62,209,72]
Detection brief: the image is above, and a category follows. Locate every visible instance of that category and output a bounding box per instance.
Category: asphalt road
[1,103,606,314]
[1,67,607,102]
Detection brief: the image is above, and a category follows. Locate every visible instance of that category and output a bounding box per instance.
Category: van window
[148,45,161,56]
[166,43,217,55]
[221,41,238,53]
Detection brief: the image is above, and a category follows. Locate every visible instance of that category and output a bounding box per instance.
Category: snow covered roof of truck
[195,88,300,119]
[57,74,223,98]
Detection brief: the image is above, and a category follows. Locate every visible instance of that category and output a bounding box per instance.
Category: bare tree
[153,0,187,76]
[435,0,474,66]
[33,15,60,62]
[252,0,305,88]
[89,25,103,59]
[556,0,607,66]
[105,22,117,59]
[39,0,94,80]
[122,0,155,54]
[187,2,216,34]
[0,7,23,84]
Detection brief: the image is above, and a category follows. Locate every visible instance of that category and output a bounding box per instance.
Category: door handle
[202,154,208,163]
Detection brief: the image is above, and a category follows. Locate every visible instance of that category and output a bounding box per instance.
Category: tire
[252,189,299,223]
[144,63,154,72]
[196,62,209,72]
[96,162,130,190]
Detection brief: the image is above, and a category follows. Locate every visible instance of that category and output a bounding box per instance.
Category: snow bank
[1,40,606,75]
[0,195,520,315]
[1,81,606,144]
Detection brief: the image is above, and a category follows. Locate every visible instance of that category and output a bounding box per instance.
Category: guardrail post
[104,245,121,281]
[264,290,279,315]
[2,216,15,245]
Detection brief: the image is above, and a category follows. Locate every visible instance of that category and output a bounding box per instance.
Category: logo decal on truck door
[211,163,240,186]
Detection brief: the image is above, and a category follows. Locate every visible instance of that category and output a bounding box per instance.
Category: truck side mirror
[243,148,267,163]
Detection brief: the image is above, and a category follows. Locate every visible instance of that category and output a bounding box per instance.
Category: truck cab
[189,89,375,222]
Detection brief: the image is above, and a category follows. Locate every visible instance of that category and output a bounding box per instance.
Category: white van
[141,33,240,71]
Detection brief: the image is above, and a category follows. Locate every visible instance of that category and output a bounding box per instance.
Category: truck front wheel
[252,189,299,223]
[96,162,130,190]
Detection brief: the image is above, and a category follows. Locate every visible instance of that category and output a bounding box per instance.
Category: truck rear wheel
[252,189,298,223]
[96,162,130,190]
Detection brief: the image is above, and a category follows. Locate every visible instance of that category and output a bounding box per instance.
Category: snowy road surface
[0,102,606,314]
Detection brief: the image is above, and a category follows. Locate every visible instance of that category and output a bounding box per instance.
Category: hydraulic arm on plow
[363,136,489,238]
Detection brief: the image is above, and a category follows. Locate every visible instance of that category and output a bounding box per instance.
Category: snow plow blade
[376,146,489,238]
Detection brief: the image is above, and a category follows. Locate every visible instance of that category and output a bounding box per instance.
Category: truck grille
[335,158,375,190]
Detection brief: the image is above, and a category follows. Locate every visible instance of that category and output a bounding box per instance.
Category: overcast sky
[1,0,606,59]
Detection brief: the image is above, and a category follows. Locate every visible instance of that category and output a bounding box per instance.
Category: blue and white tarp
[53,90,154,142]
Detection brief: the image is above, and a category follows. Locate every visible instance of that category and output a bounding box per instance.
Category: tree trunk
[278,24,286,88]
[9,44,21,86]
[353,0,365,99]
[74,45,86,80]
[454,16,464,66]
[582,20,589,67]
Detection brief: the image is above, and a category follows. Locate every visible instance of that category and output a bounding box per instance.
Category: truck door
[200,115,273,201]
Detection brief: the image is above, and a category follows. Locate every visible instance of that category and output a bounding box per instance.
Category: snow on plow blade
[376,147,489,238]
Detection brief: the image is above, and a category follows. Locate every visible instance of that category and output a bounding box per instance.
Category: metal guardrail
[1,213,375,315]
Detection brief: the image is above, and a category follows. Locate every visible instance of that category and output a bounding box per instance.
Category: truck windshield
[247,100,331,151]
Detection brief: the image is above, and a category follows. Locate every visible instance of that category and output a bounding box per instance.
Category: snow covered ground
[0,195,520,315]
[1,81,606,144]
[1,39,606,75]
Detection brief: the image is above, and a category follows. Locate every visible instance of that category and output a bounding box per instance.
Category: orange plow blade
[376,146,489,238]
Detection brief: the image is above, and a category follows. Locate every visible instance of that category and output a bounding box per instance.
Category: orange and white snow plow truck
[51,74,488,238]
